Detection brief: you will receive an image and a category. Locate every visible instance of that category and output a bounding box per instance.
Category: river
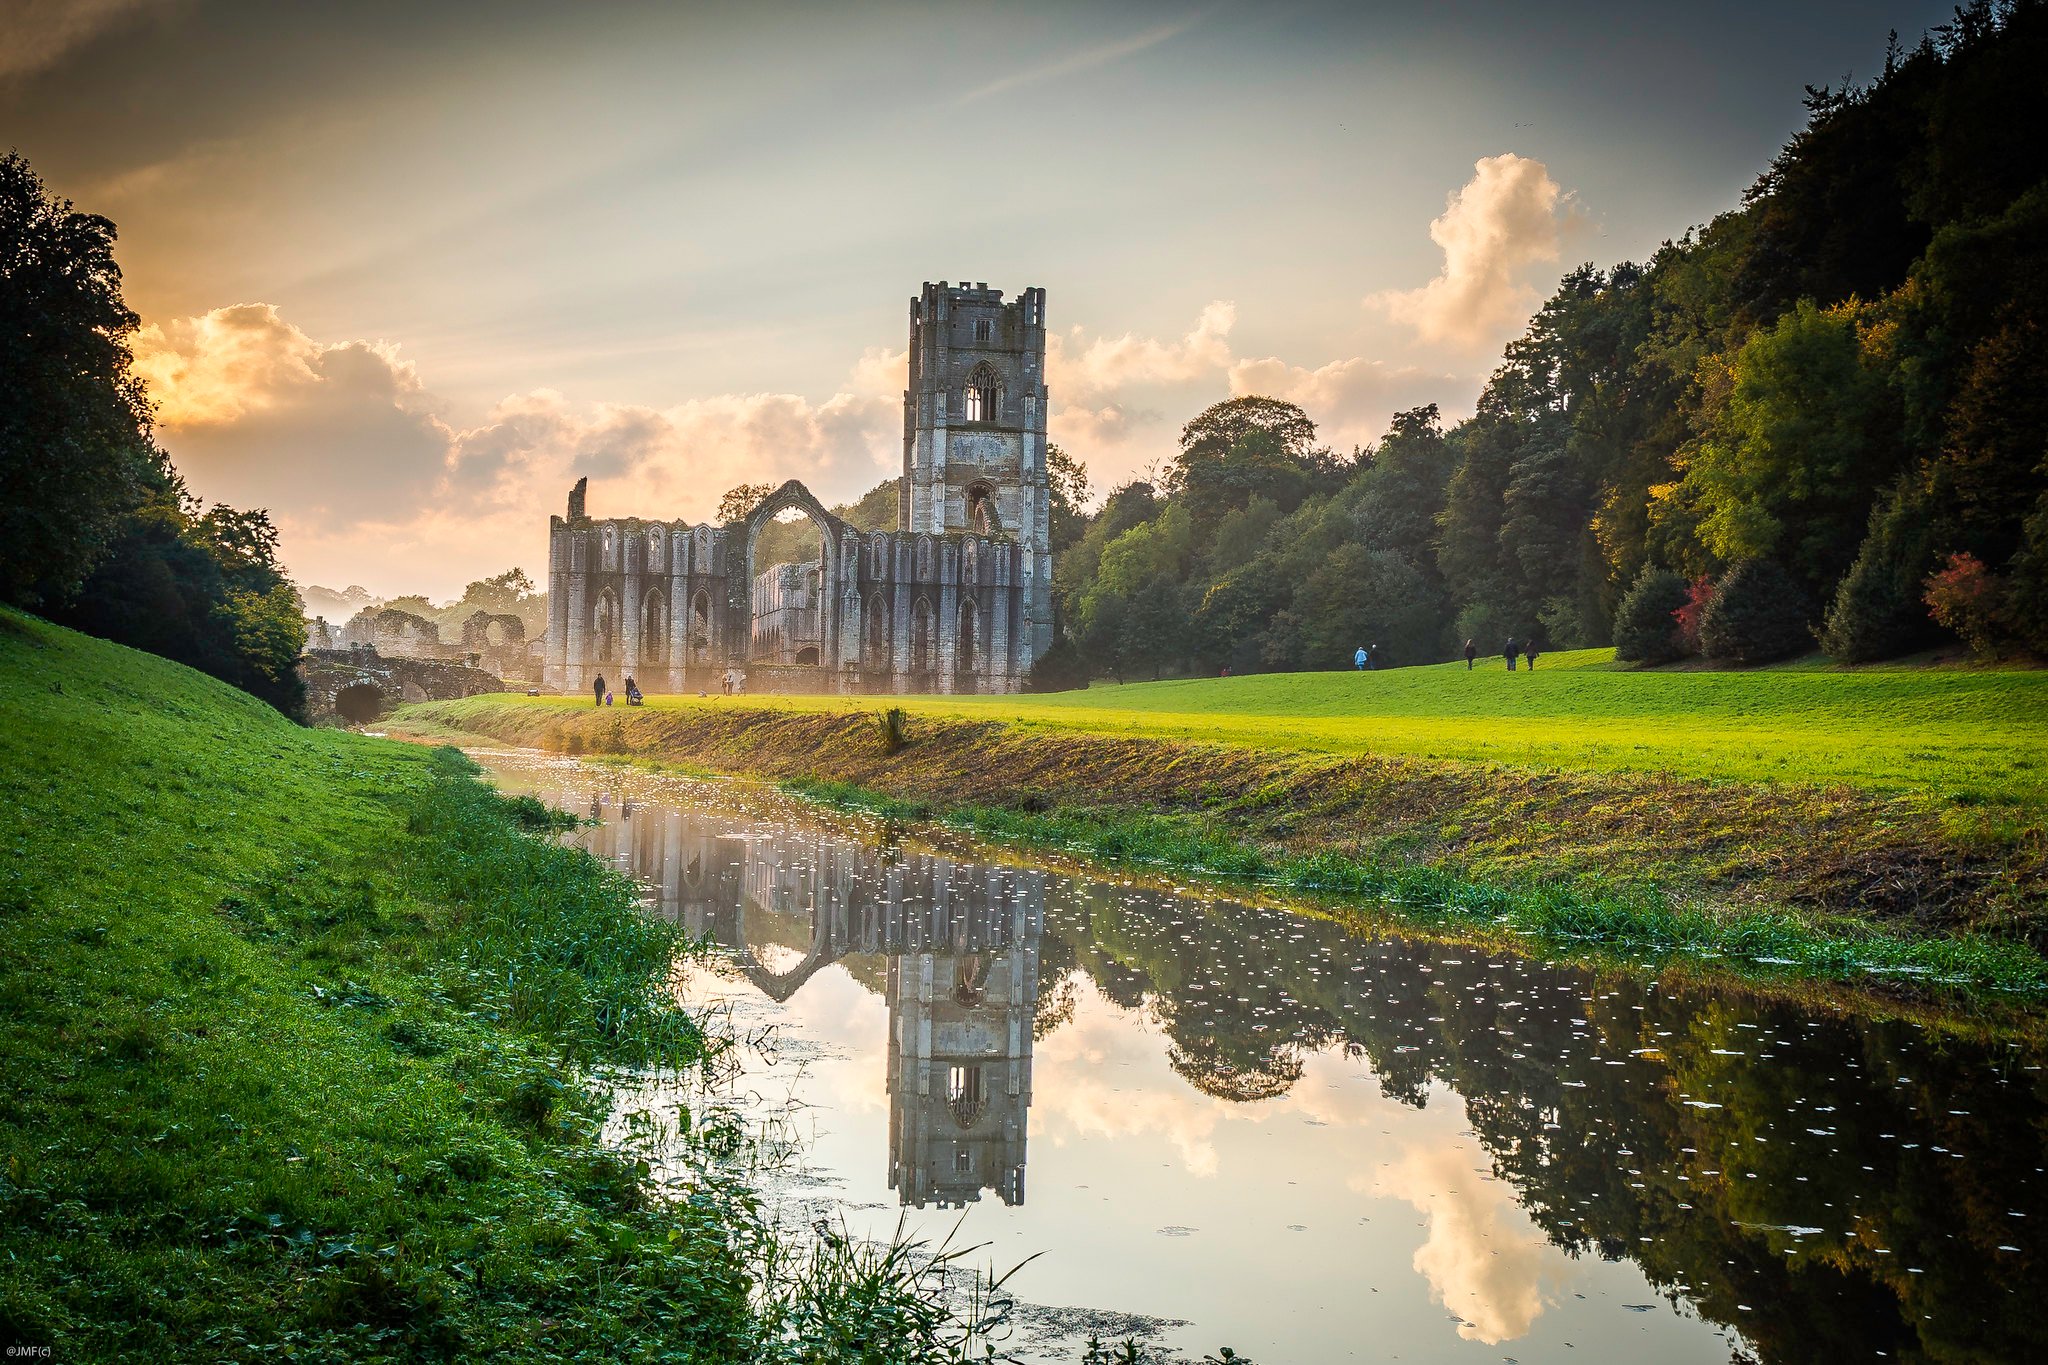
[475,749,2044,1363]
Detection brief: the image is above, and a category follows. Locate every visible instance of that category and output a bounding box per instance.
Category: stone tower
[900,281,1053,664]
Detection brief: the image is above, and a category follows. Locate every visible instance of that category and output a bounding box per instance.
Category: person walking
[592,673,606,706]
[1354,645,1368,671]
[1524,639,1540,671]
[1463,638,1477,670]
[1503,637,1518,671]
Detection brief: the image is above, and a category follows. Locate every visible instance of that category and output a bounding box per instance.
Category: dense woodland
[1014,1,2048,683]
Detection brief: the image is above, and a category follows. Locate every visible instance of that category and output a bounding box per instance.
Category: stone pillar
[668,565,690,693]
[621,541,642,679]
[935,570,958,695]
[564,538,588,695]
[545,520,569,689]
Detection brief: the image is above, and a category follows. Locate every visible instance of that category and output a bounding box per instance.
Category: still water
[478,751,2045,1362]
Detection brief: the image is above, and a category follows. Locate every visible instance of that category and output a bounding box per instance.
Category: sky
[3,0,1957,600]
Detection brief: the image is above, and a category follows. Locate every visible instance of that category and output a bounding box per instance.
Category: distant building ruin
[545,281,1055,694]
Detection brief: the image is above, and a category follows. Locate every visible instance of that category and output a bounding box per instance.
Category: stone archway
[333,682,385,724]
[738,481,848,671]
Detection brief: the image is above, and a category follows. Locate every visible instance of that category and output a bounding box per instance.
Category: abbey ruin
[544,282,1055,694]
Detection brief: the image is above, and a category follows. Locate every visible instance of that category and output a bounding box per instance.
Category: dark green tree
[0,151,156,607]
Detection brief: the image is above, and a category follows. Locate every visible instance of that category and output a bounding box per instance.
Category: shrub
[1611,568,1691,664]
[1924,551,2006,657]
[1673,575,1716,655]
[1818,482,1941,662]
[1024,634,1092,691]
[1698,560,1814,663]
[2007,495,2048,654]
[873,707,907,754]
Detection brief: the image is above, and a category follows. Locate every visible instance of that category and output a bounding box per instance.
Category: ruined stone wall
[541,280,1055,696]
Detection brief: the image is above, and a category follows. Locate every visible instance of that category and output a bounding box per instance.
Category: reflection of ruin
[570,789,1040,1208]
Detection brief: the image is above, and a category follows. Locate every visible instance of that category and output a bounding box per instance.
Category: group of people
[588,674,644,706]
[1459,637,1539,670]
[1351,639,1542,673]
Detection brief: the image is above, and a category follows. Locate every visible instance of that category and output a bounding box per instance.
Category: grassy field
[0,610,1001,1361]
[485,649,2048,807]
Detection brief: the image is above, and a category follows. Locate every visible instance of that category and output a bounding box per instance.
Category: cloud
[0,0,167,82]
[1226,354,1455,450]
[1048,301,1236,403]
[957,16,1199,104]
[132,303,454,520]
[136,304,900,597]
[1370,153,1579,349]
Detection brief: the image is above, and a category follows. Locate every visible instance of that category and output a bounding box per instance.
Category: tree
[0,150,156,607]
[718,483,777,522]
[1698,561,1814,663]
[1612,568,1692,665]
[1817,481,1941,661]
[1047,444,1091,552]
[1168,396,1336,530]
[1679,300,1906,596]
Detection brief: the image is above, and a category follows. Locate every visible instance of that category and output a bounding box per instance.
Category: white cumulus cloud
[1371,153,1579,349]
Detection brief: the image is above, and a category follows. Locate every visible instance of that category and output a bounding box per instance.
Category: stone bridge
[300,646,507,724]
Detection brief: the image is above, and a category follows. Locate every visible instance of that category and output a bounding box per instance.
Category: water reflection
[526,766,2046,1364]
[577,785,1042,1210]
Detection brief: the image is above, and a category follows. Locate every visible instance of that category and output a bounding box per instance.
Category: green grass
[785,778,2048,998]
[498,648,2048,806]
[0,610,1012,1362]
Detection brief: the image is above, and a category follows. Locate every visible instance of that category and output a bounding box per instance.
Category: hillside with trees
[1040,1,2048,683]
[1,151,306,715]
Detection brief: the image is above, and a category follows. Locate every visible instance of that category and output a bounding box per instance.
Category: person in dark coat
[1524,640,1540,670]
[1503,638,1518,671]
[592,674,606,706]
[1463,639,1477,670]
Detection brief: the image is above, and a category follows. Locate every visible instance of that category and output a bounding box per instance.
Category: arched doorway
[594,590,618,663]
[745,489,834,669]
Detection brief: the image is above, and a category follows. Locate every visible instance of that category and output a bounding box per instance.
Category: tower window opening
[964,364,998,423]
[973,319,991,342]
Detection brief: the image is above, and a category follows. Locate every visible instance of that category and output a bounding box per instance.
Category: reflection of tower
[886,862,1041,1209]
[562,778,1043,1208]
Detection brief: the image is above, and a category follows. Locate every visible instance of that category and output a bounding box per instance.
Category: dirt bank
[390,697,2044,945]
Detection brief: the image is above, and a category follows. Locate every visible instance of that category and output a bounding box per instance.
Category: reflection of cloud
[0,0,168,81]
[1035,987,1226,1176]
[1373,1140,1559,1344]
[1370,154,1579,349]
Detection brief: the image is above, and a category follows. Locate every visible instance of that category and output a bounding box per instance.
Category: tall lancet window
[964,364,999,422]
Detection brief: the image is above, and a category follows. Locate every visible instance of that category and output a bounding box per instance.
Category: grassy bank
[449,649,2048,803]
[0,610,1002,1362]
[389,682,2048,989]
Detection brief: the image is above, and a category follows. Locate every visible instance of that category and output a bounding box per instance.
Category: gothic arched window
[964,364,999,422]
